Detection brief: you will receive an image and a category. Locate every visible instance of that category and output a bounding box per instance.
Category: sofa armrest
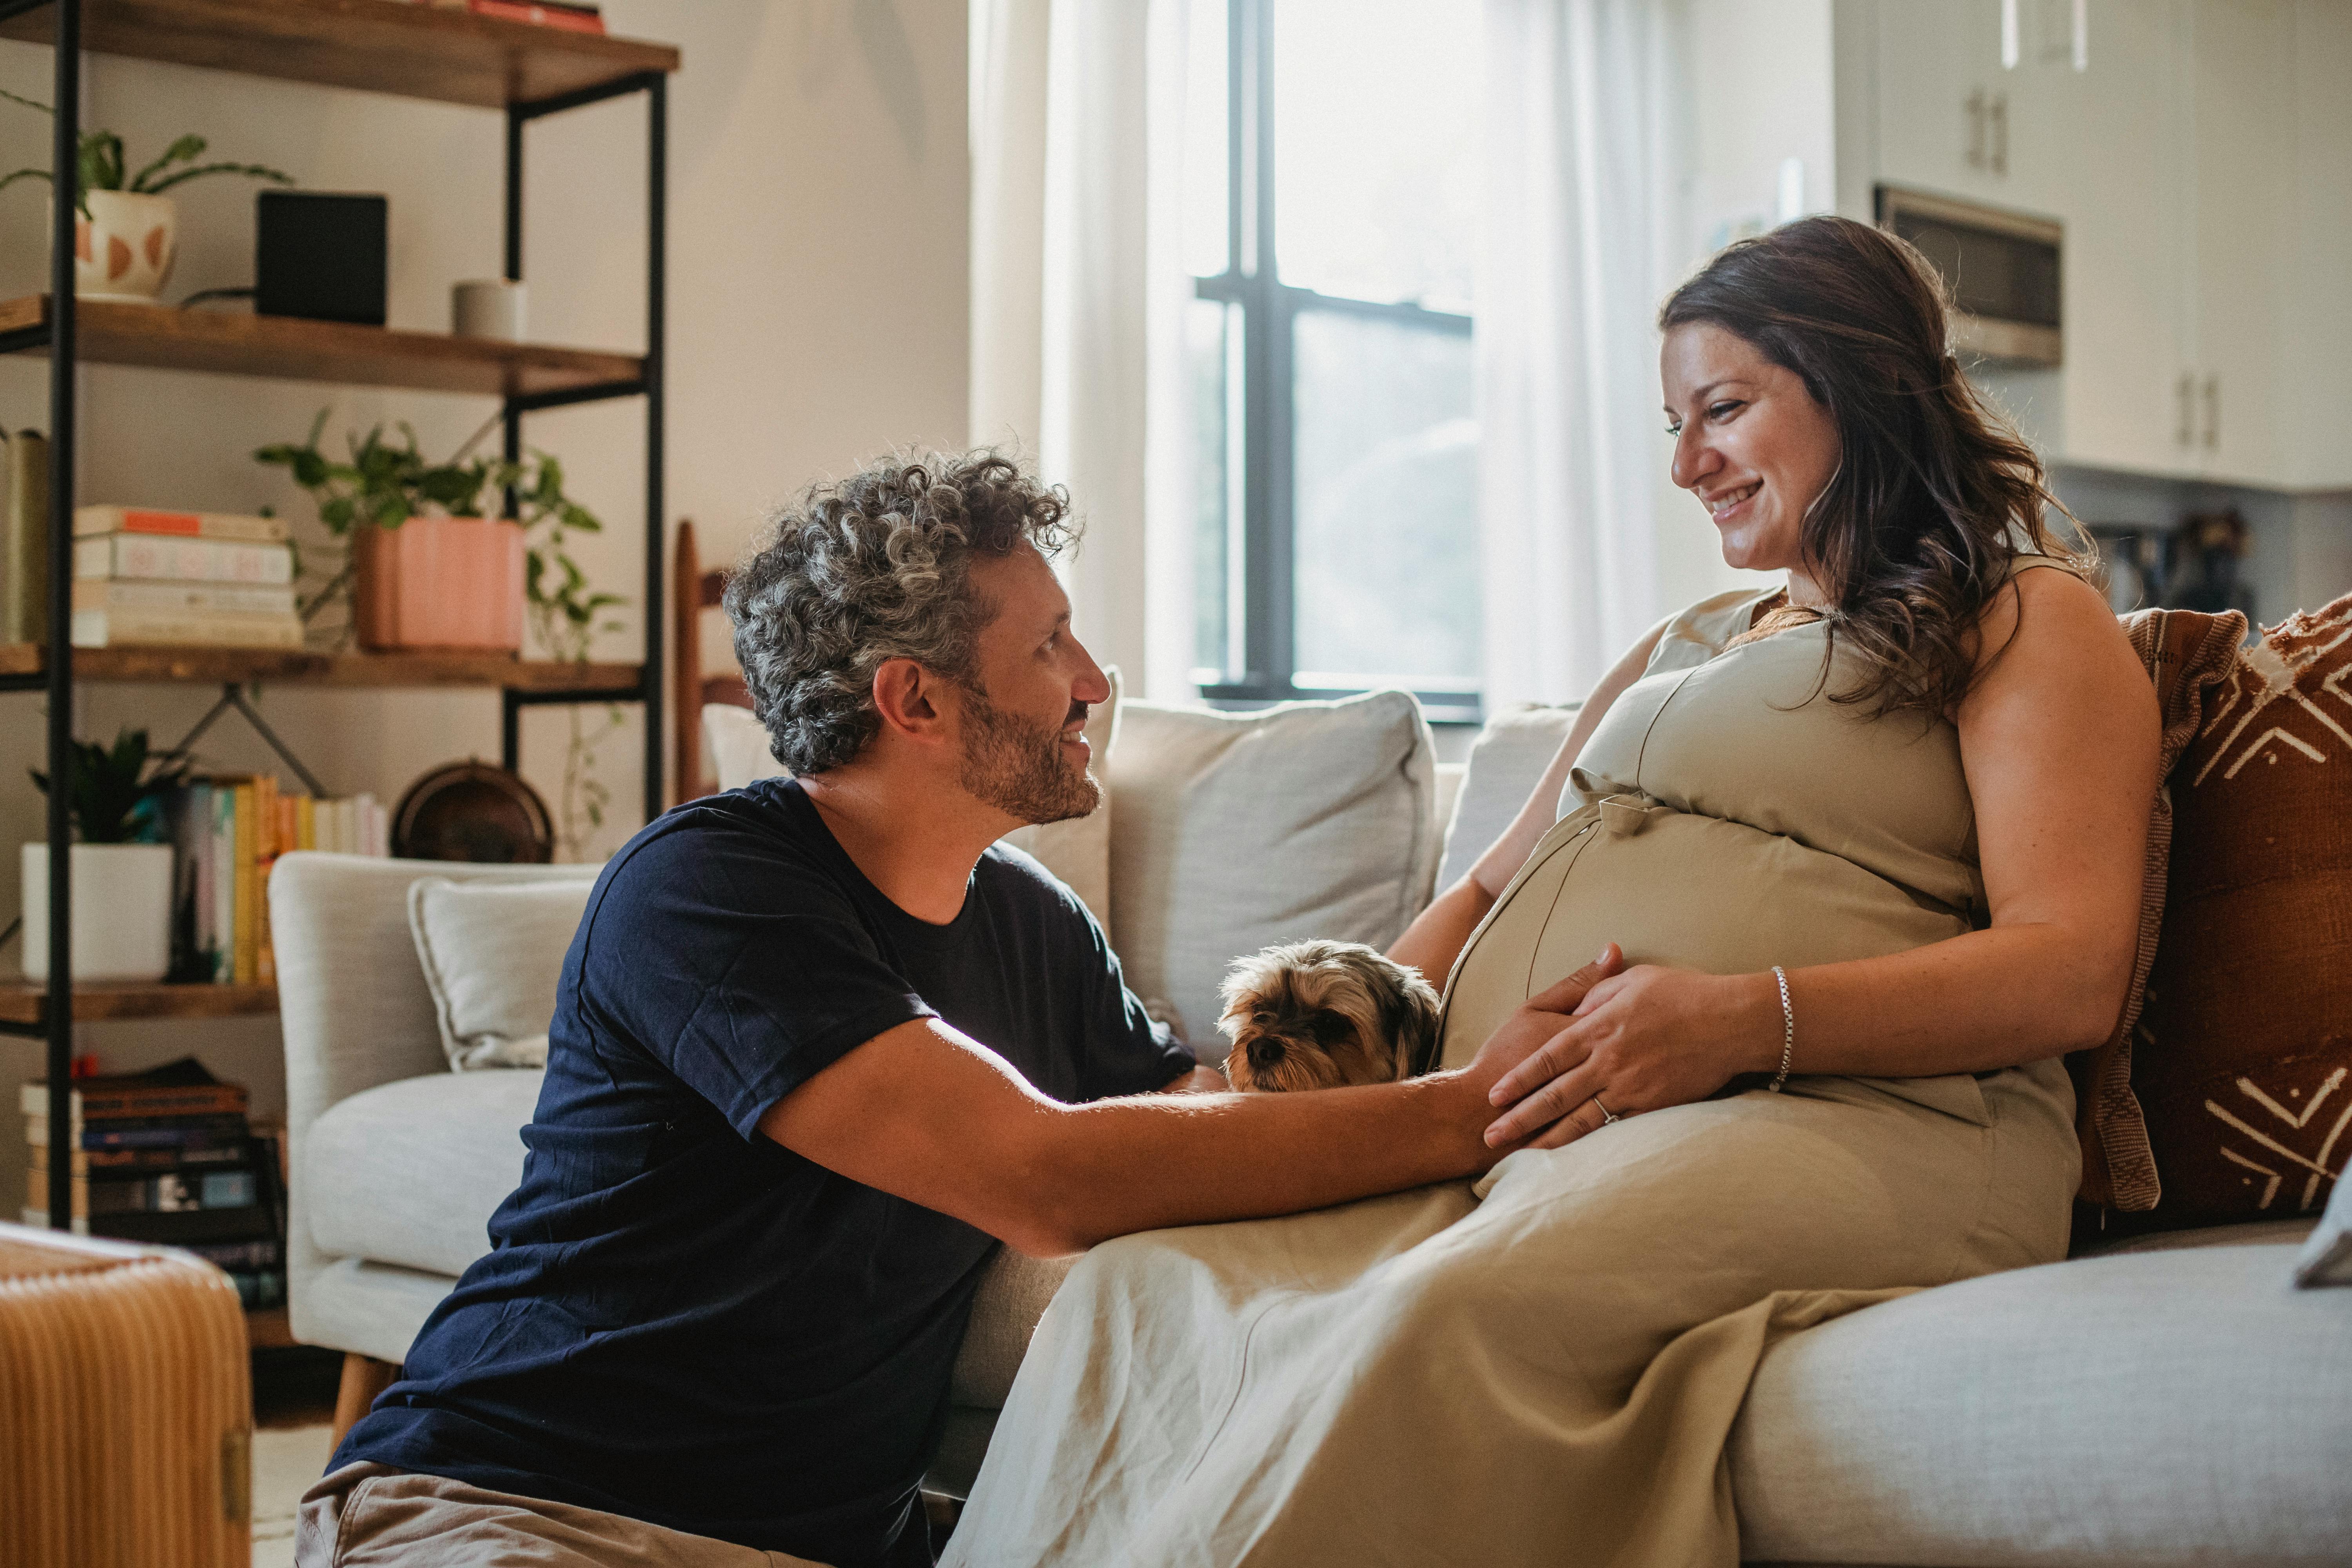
[271,851,597,1348]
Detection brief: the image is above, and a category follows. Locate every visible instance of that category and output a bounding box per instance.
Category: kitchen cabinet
[2056,0,2189,475]
[2185,0,2292,485]
[1857,0,2326,490]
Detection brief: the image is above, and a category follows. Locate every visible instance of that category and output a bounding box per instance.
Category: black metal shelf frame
[0,1,670,1237]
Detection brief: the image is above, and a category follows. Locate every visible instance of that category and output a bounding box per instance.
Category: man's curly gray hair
[724,450,1079,775]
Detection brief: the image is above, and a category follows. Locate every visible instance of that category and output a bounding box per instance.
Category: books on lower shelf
[20,1058,287,1308]
[69,506,303,650]
[160,777,391,985]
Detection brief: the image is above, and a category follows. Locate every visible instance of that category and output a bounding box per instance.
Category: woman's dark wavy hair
[1659,215,2091,717]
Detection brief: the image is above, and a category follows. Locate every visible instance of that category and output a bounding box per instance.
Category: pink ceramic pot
[351,515,526,652]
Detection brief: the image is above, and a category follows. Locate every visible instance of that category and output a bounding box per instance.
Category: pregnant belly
[1436,795,1971,1070]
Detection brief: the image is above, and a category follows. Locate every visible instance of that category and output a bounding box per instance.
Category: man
[301,452,1609,1568]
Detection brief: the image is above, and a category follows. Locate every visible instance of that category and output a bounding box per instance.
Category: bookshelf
[0,981,277,1026]
[0,294,645,400]
[4,0,675,1316]
[0,0,679,108]
[0,642,641,691]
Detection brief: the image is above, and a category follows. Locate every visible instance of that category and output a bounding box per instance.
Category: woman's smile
[1701,479,1761,522]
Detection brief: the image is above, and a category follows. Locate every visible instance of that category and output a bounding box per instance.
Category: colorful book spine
[72,580,299,617]
[72,506,290,543]
[73,533,294,585]
[232,780,258,986]
[210,786,236,982]
[69,607,306,650]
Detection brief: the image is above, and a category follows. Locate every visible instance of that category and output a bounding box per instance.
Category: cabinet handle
[2176,374,2195,446]
[2202,375,2220,450]
[1989,93,2009,176]
[1966,88,1986,168]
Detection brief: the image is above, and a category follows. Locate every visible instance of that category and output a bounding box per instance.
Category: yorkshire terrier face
[1217,940,1442,1093]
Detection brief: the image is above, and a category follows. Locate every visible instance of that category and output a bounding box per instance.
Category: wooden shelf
[0,296,643,399]
[0,0,678,110]
[0,642,641,691]
[0,981,278,1027]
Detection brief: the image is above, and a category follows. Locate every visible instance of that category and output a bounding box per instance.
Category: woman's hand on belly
[1482,961,1779,1149]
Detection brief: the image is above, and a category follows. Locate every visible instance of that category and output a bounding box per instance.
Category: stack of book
[22,1058,285,1309]
[3,427,49,644]
[71,506,304,650]
[160,777,392,986]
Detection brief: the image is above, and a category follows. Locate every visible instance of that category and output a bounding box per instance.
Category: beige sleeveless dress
[945,585,2082,1568]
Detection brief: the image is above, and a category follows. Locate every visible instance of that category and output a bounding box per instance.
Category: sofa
[275,690,2351,1566]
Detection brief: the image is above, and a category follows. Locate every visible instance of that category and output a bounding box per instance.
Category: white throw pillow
[2294,1171,2352,1287]
[702,672,1123,929]
[1106,691,1440,1054]
[408,877,595,1070]
[705,702,785,791]
[1434,702,1579,893]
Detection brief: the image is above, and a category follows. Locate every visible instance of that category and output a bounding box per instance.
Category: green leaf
[138,159,294,196]
[0,87,53,117]
[0,169,52,197]
[127,133,203,192]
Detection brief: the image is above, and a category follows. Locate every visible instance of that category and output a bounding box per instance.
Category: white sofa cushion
[1434,702,1577,893]
[408,878,593,1070]
[1105,691,1440,1049]
[1729,1241,2352,1566]
[305,1069,542,1279]
[704,702,784,792]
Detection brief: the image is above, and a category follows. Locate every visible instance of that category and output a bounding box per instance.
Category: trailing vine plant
[256,410,629,859]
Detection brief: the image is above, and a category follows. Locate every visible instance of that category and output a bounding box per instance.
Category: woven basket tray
[0,1222,252,1568]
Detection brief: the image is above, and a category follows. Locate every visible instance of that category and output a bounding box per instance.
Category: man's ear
[870,657,953,747]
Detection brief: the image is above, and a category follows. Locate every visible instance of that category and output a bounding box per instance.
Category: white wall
[1646,0,1839,617]
[0,0,968,1210]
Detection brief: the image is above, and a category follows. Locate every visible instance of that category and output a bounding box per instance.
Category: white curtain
[1478,0,1690,707]
[971,0,1195,699]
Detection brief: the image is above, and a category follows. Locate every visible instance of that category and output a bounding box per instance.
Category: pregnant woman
[944,216,2160,1567]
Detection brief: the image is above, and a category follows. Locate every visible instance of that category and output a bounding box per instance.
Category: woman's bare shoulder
[1963,561,2152,722]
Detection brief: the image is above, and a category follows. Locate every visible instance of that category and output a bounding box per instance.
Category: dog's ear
[1379,970,1443,1078]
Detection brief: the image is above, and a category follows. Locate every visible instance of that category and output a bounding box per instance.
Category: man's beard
[957,681,1102,826]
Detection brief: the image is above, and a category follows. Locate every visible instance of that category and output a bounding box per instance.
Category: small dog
[1217,940,1442,1093]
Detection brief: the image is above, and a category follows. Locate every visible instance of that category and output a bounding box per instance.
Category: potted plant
[1,88,292,303]
[256,412,609,653]
[21,729,190,984]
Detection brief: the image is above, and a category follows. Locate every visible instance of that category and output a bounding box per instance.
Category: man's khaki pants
[296,1464,837,1568]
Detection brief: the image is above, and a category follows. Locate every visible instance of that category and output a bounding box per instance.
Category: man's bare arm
[757,959,1615,1256]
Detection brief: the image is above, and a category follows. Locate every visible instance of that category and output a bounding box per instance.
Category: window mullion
[1240,0,1287,693]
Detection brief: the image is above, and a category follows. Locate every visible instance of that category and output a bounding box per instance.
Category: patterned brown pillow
[2133,592,2352,1224]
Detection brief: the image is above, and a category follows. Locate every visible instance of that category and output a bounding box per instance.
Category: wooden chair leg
[329,1353,399,1451]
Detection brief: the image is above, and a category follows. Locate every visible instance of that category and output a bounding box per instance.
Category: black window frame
[1191,0,1481,724]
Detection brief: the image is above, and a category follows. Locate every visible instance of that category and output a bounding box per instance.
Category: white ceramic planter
[65,190,179,302]
[19,842,174,983]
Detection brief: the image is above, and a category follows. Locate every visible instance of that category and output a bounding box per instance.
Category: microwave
[1875,185,2062,368]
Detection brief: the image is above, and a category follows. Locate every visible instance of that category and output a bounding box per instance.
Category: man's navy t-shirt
[335,778,1193,1566]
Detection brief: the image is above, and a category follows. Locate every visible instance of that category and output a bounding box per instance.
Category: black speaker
[255,190,387,327]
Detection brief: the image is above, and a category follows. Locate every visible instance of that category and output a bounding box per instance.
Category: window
[1185,0,1483,720]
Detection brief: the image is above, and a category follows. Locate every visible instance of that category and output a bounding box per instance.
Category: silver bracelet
[1768,965,1794,1092]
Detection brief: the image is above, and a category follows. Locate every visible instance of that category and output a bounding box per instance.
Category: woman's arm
[1484,568,2160,1147]
[1389,617,1672,983]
